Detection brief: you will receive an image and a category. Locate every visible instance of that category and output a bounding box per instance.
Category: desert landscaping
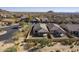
[0,8,79,52]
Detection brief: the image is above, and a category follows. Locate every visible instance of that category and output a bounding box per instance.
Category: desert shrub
[61,40,74,45]
[74,41,79,46]
[23,39,37,50]
[19,21,30,32]
[38,39,48,46]
[4,46,17,52]
[50,51,54,52]
[56,50,61,52]
[47,42,57,47]
[24,43,36,50]
[12,37,19,41]
[36,39,52,48]
[26,39,37,44]
[70,45,74,49]
[25,39,52,49]
[19,21,27,27]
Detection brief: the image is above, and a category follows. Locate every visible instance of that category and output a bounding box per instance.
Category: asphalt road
[0,25,19,41]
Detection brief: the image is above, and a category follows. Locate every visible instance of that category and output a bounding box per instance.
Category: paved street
[0,24,19,41]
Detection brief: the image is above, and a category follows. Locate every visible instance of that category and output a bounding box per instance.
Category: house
[71,18,79,24]
[0,14,7,18]
[50,19,54,23]
[20,16,29,22]
[35,17,41,22]
[63,24,79,37]
[30,19,38,23]
[30,17,41,23]
[31,23,49,37]
[40,18,49,23]
[0,19,16,26]
[47,23,65,37]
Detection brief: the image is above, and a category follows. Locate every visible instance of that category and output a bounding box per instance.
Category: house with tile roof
[47,23,65,37]
[32,23,49,37]
[63,24,79,37]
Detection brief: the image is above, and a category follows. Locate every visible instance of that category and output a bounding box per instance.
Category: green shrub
[4,46,17,52]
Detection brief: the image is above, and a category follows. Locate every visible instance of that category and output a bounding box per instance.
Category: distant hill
[0,9,12,15]
[47,10,54,13]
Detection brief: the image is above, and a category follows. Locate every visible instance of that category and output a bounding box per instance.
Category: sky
[0,7,79,12]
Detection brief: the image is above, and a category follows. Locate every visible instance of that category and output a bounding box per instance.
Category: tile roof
[33,23,48,33]
[65,24,79,31]
[47,23,64,33]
